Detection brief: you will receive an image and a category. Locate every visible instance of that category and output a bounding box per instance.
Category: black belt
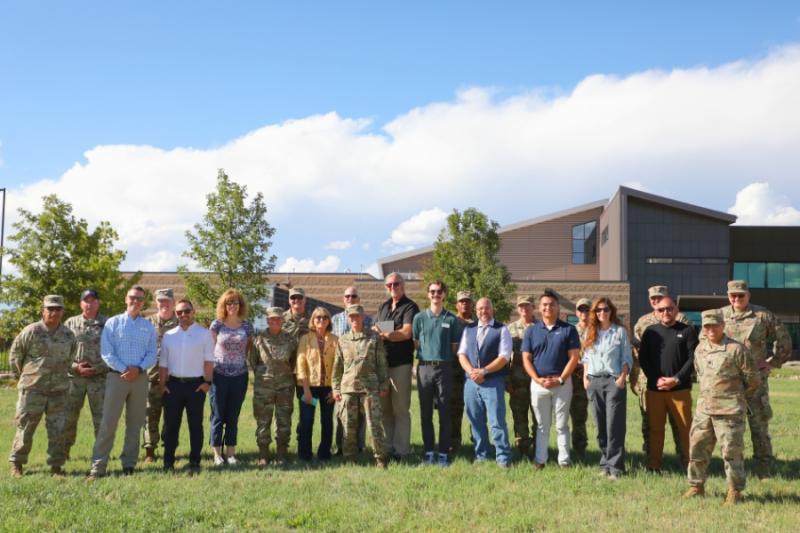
[418,360,447,366]
[169,376,204,383]
[588,373,613,378]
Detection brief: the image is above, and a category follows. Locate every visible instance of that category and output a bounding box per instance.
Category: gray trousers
[90,372,148,474]
[417,362,452,455]
[588,375,627,475]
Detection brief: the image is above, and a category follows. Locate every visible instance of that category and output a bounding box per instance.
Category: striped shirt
[101,312,157,373]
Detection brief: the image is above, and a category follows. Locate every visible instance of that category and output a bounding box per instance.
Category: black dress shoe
[122,467,135,476]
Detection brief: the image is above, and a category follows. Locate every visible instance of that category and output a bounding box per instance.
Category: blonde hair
[215,288,249,321]
[309,306,332,333]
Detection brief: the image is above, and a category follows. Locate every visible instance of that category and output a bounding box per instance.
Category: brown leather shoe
[144,448,156,464]
[10,463,23,479]
[684,486,705,498]
[534,462,545,471]
[724,488,742,506]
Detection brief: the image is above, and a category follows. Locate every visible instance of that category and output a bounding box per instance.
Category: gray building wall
[626,196,731,319]
[599,191,624,280]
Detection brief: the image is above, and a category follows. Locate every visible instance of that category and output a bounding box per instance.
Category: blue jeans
[297,386,334,461]
[464,377,512,465]
[209,372,248,447]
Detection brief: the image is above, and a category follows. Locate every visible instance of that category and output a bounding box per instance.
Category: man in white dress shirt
[159,299,214,473]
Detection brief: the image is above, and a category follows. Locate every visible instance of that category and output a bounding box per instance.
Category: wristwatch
[557,377,564,385]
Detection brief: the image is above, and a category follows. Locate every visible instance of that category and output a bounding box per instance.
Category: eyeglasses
[313,316,329,322]
[127,295,144,302]
[429,289,444,295]
[225,300,240,306]
[577,306,590,313]
[290,295,304,301]
[729,293,747,299]
[176,309,193,316]
[385,282,402,288]
[344,294,359,299]
[656,306,675,313]
[45,307,63,312]
[595,307,611,314]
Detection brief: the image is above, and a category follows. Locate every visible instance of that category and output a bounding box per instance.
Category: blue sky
[2,1,800,276]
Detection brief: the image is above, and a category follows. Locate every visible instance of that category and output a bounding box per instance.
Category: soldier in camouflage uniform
[449,290,474,453]
[282,287,310,339]
[63,289,108,459]
[685,309,760,505]
[570,297,591,458]
[506,295,537,459]
[630,285,692,458]
[8,295,77,478]
[143,288,178,462]
[332,304,389,467]
[250,307,298,464]
[719,280,792,479]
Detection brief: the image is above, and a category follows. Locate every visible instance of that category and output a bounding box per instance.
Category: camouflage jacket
[720,304,792,369]
[694,336,760,416]
[10,321,76,393]
[64,313,108,377]
[507,319,535,382]
[282,310,309,340]
[147,314,179,380]
[249,329,298,386]
[332,329,388,395]
[630,311,693,386]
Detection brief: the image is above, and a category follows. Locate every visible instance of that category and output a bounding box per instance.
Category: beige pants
[379,364,412,456]
[90,372,149,474]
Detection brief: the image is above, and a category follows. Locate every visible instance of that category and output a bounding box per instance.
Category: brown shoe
[258,446,270,466]
[376,458,388,469]
[724,488,743,506]
[534,462,545,471]
[10,463,23,479]
[144,448,156,464]
[684,486,705,498]
[51,465,65,477]
[275,446,288,464]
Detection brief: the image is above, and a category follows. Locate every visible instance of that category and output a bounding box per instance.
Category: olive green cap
[289,287,305,297]
[43,295,65,308]
[266,307,284,318]
[701,309,724,326]
[456,290,473,302]
[155,288,174,300]
[346,304,364,316]
[516,295,535,306]
[648,285,669,298]
[727,280,748,294]
[576,298,592,310]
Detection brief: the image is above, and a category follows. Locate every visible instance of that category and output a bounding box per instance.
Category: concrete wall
[599,191,623,281]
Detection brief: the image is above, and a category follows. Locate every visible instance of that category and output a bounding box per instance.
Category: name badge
[441,323,450,329]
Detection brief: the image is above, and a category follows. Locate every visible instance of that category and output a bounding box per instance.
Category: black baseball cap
[81,289,99,300]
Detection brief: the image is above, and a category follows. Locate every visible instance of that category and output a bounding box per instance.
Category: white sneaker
[226,455,237,466]
[213,455,225,466]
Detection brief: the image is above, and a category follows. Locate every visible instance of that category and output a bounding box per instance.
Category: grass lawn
[0,368,798,532]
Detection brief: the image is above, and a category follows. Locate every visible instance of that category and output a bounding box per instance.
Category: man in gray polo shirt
[412,280,460,466]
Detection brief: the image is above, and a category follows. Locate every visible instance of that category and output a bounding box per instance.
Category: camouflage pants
[570,366,589,454]
[449,361,466,451]
[9,389,68,467]
[688,412,746,491]
[253,381,294,448]
[636,380,682,457]
[508,376,537,456]
[63,375,106,456]
[746,377,774,476]
[341,392,387,461]
[143,376,163,450]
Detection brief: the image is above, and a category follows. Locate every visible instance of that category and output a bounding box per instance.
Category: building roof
[615,186,737,224]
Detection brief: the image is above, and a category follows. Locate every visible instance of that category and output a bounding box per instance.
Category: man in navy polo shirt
[457,297,513,467]
[413,280,459,466]
[522,290,581,469]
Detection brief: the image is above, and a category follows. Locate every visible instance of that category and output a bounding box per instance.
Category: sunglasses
[577,306,590,313]
[176,309,193,316]
[344,294,359,299]
[729,293,747,299]
[656,306,675,313]
[313,316,330,321]
[290,295,304,301]
[225,300,240,306]
[595,307,611,314]
[429,289,444,295]
[45,307,64,312]
[127,295,144,302]
[385,282,402,288]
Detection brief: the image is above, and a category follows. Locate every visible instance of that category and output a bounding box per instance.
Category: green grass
[1,369,799,532]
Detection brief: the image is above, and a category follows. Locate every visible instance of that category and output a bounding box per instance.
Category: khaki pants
[90,372,148,475]
[645,388,692,470]
[379,364,412,457]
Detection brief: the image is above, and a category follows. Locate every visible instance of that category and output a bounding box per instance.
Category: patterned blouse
[210,319,253,376]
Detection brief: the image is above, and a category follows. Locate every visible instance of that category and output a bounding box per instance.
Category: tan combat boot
[144,448,156,464]
[724,488,743,506]
[258,446,270,466]
[10,463,23,479]
[683,485,704,498]
[275,445,288,464]
[376,457,388,469]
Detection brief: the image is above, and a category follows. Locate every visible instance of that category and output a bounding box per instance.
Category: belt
[169,376,204,383]
[588,373,614,378]
[418,360,446,366]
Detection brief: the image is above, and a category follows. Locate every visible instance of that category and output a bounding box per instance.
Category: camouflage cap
[80,289,99,301]
[576,298,592,310]
[727,280,749,294]
[266,307,284,318]
[289,287,305,298]
[456,290,473,302]
[346,304,364,316]
[43,295,65,308]
[701,309,724,326]
[155,288,174,300]
[516,295,535,306]
[648,285,669,298]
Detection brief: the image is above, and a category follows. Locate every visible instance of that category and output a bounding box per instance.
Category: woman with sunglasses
[208,288,253,466]
[295,306,338,461]
[581,297,632,480]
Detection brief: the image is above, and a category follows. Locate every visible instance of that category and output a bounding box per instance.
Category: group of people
[6,274,792,504]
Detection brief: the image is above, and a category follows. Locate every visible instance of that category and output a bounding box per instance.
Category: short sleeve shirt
[376,295,419,367]
[210,320,253,376]
[521,320,581,376]
[412,308,459,361]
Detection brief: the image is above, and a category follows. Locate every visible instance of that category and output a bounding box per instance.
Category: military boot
[258,446,270,466]
[51,465,65,477]
[376,457,388,469]
[683,485,704,498]
[755,461,771,480]
[275,445,289,464]
[724,488,743,506]
[144,448,156,464]
[10,463,23,479]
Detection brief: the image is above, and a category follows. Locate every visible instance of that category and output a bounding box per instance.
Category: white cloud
[7,44,800,271]
[728,182,800,225]
[324,240,353,250]
[362,243,370,250]
[383,208,448,248]
[278,255,341,273]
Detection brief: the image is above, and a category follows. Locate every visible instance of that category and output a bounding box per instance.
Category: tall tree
[179,169,277,322]
[422,208,516,321]
[0,195,141,339]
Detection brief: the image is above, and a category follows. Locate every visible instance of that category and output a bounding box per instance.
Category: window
[572,221,597,264]
[601,226,609,246]
[646,257,727,264]
[733,262,800,289]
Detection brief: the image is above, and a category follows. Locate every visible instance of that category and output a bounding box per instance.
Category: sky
[2,1,800,278]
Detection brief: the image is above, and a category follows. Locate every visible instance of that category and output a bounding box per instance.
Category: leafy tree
[0,195,141,339]
[179,169,277,322]
[422,208,516,321]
